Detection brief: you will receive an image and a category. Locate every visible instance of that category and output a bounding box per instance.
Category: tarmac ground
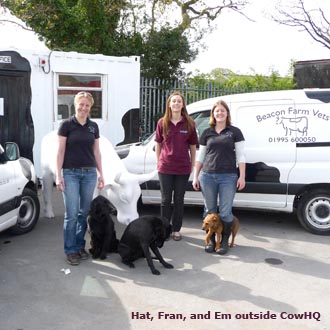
[0,188,329,330]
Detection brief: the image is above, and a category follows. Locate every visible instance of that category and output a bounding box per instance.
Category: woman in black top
[56,91,104,266]
[193,100,246,255]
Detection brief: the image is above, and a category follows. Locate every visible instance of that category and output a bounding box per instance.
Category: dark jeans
[62,168,97,255]
[158,172,190,232]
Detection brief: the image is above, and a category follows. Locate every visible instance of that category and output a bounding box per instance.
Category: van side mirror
[5,142,20,161]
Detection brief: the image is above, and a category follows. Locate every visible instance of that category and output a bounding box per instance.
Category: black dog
[87,195,119,260]
[118,215,173,275]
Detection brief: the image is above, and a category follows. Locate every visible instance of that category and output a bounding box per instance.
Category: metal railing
[139,77,261,137]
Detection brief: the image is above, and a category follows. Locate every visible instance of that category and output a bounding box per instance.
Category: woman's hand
[192,178,200,191]
[56,176,65,192]
[237,176,245,191]
[97,175,104,190]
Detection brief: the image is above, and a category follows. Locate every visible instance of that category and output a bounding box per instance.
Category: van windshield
[141,132,156,146]
[191,111,210,139]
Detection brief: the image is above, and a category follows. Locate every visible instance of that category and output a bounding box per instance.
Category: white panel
[0,98,3,116]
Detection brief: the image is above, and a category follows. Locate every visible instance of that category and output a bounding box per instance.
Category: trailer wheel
[297,189,330,235]
[10,188,40,235]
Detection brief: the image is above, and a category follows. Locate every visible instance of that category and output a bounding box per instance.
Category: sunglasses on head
[76,91,93,98]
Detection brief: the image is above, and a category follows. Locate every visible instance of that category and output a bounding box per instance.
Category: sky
[0,9,48,51]
[1,1,329,77]
[183,0,330,76]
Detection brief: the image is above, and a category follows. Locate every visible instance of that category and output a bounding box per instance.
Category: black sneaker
[66,253,80,266]
[78,248,89,260]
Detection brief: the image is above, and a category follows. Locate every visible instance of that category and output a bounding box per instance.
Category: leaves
[0,0,248,78]
[187,66,296,91]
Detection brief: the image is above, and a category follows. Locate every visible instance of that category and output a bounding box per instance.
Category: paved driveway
[0,189,329,330]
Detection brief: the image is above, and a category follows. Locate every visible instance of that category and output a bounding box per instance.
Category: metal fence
[139,77,261,137]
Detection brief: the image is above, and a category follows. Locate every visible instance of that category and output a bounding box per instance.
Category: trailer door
[0,51,34,162]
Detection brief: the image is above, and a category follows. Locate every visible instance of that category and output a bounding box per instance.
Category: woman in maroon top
[155,92,198,241]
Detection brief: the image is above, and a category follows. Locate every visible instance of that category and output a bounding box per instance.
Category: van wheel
[297,189,330,235]
[9,188,40,235]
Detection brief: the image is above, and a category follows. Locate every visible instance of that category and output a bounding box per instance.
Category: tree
[141,27,198,79]
[0,0,248,79]
[272,0,330,50]
[0,0,125,53]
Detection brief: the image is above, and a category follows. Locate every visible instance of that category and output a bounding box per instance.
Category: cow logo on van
[276,116,308,136]
[255,106,330,144]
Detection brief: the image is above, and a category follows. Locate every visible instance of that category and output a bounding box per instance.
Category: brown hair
[162,92,195,137]
[209,99,231,126]
[74,91,94,107]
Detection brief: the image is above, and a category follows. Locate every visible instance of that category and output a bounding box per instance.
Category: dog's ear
[101,197,117,215]
[160,217,171,241]
[154,219,165,237]
[205,216,213,225]
[107,203,117,215]
[153,217,167,247]
[210,216,219,229]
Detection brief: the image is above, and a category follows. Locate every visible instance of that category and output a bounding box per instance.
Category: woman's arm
[189,144,196,173]
[192,145,206,190]
[56,135,66,192]
[155,142,161,163]
[192,161,203,191]
[94,138,104,189]
[235,141,246,191]
[237,162,246,190]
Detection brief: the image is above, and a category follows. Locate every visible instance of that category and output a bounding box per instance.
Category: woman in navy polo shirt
[155,92,198,241]
[56,91,104,266]
[193,100,246,255]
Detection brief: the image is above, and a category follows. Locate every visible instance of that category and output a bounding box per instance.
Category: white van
[0,142,40,234]
[116,89,330,235]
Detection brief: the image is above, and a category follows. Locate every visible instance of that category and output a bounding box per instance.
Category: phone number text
[268,137,317,143]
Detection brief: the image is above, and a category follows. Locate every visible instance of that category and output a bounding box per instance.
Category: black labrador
[118,215,173,275]
[87,195,119,260]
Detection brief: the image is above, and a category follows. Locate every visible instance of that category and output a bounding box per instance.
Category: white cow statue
[40,131,157,225]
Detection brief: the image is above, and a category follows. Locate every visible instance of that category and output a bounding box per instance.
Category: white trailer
[0,47,140,176]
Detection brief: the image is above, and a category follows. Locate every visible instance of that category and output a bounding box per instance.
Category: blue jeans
[158,173,190,232]
[199,171,237,223]
[62,168,97,255]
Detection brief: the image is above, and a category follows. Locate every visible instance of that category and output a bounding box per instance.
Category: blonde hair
[162,92,195,137]
[74,91,94,106]
[209,99,231,126]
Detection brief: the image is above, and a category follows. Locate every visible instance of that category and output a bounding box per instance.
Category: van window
[56,74,103,120]
[191,110,210,140]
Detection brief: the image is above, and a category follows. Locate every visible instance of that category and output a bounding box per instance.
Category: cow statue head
[98,170,157,225]
[95,135,158,225]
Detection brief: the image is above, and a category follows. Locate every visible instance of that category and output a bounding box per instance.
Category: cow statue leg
[42,168,56,218]
[41,130,58,218]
